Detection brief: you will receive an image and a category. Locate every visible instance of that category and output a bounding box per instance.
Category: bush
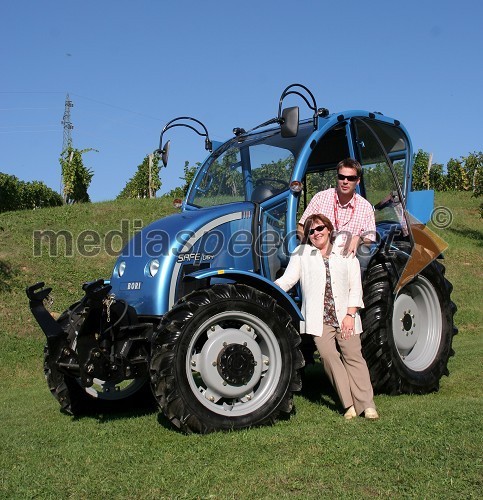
[0,173,63,213]
[118,153,161,199]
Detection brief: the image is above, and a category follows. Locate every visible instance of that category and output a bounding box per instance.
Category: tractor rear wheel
[361,244,457,394]
[150,284,304,433]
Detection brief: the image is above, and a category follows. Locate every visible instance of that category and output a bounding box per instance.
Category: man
[298,158,376,257]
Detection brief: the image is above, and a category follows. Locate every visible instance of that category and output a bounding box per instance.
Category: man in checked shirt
[298,158,376,257]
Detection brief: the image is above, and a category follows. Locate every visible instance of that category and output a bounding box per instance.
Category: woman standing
[275,213,378,419]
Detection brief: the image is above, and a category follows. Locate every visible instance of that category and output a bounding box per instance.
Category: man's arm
[341,200,376,257]
[362,202,377,244]
[343,234,362,257]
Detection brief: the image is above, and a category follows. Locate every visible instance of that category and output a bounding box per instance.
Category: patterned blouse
[323,256,339,328]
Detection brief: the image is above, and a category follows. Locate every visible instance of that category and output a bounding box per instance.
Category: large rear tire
[361,244,457,394]
[44,304,151,415]
[150,284,304,433]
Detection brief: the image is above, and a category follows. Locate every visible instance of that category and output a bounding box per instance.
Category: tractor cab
[178,84,418,283]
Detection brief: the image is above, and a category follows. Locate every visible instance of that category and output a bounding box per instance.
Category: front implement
[26,280,153,414]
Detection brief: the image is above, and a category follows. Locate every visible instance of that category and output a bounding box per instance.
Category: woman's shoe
[364,408,379,419]
[344,406,357,420]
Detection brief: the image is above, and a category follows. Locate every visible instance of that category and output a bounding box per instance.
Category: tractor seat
[251,185,274,203]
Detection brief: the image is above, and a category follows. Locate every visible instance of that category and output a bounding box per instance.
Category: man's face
[336,166,360,197]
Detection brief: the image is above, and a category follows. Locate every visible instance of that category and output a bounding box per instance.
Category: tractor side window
[298,124,350,218]
[190,140,295,207]
[354,119,406,231]
[260,201,288,281]
[297,169,338,221]
[250,146,294,203]
[194,149,244,207]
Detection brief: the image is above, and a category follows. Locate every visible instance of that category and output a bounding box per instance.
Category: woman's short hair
[302,213,334,244]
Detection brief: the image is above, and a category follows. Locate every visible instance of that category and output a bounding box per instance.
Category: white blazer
[275,244,364,337]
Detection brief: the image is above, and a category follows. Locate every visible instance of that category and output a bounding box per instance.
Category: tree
[181,161,198,195]
[461,151,483,195]
[117,153,161,199]
[445,158,470,191]
[0,173,20,212]
[462,152,483,217]
[162,161,200,199]
[428,162,445,191]
[21,180,63,209]
[60,147,96,203]
[411,149,430,191]
[411,150,444,191]
[0,173,63,213]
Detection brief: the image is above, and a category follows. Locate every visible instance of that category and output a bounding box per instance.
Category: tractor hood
[109,202,256,316]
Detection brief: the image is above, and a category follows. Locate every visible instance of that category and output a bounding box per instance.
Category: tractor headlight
[118,260,126,277]
[148,259,160,277]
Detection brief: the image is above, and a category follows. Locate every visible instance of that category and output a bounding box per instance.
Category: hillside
[1,191,481,338]
[0,197,177,338]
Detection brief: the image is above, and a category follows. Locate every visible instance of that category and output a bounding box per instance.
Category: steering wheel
[255,177,289,190]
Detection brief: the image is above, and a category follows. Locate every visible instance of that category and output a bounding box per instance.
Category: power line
[0,91,64,94]
[70,92,164,122]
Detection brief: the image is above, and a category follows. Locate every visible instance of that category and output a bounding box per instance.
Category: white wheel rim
[185,311,283,417]
[392,275,442,371]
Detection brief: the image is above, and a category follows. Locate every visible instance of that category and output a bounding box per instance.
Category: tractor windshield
[187,125,312,207]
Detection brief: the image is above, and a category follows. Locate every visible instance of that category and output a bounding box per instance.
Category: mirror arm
[157,116,213,154]
[243,117,282,135]
[277,83,326,130]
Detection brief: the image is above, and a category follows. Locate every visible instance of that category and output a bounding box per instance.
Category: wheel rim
[81,377,147,400]
[185,311,283,416]
[392,275,442,371]
[70,333,147,401]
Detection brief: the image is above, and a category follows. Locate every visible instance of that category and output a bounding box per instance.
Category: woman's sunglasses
[337,174,359,182]
[309,225,326,235]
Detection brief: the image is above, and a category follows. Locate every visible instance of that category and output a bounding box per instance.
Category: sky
[1,0,482,202]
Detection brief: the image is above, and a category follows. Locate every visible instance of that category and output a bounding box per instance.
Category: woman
[275,213,378,419]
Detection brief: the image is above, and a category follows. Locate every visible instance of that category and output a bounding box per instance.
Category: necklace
[333,189,357,231]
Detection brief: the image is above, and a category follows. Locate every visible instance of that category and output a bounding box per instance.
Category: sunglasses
[337,173,359,182]
[309,225,326,235]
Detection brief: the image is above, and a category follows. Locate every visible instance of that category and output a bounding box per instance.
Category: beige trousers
[313,323,375,415]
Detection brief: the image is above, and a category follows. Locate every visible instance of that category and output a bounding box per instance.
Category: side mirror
[281,107,299,138]
[161,140,170,167]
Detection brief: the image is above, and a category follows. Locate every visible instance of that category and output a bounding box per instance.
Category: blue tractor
[27,84,456,433]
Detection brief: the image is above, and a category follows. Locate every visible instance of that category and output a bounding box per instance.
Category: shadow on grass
[0,259,18,292]
[299,362,341,414]
[447,226,483,246]
[53,362,343,432]
[156,412,187,433]
[69,400,158,424]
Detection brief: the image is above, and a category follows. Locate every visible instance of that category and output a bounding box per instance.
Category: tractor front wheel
[150,284,304,433]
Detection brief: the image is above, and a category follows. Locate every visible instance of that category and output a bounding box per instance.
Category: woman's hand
[340,315,355,340]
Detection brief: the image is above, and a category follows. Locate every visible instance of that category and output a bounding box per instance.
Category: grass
[0,192,482,498]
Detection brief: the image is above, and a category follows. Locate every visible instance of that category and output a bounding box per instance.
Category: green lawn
[0,192,481,498]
